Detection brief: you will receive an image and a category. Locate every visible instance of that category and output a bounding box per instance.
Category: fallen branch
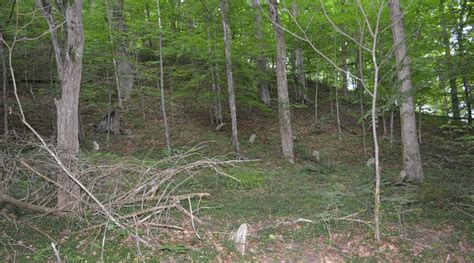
[51,242,62,263]
[122,193,210,205]
[144,223,184,231]
[175,203,205,225]
[263,218,315,230]
[0,194,67,217]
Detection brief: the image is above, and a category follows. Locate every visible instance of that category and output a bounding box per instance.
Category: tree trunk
[440,0,460,119]
[269,0,294,162]
[450,78,460,119]
[1,32,7,136]
[252,0,271,106]
[389,0,424,183]
[220,0,240,154]
[96,109,121,135]
[456,0,471,123]
[205,6,223,125]
[314,67,319,122]
[107,0,134,101]
[340,0,349,101]
[390,108,394,149]
[356,48,367,156]
[157,0,171,152]
[418,105,422,144]
[463,77,472,123]
[292,0,307,104]
[37,0,84,209]
[335,76,342,140]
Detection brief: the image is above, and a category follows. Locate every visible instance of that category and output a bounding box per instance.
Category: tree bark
[220,0,240,154]
[1,32,7,136]
[269,0,294,162]
[37,0,84,209]
[314,66,319,122]
[340,0,349,101]
[440,0,460,119]
[204,3,223,125]
[449,78,460,119]
[252,0,271,106]
[356,47,367,156]
[107,0,134,102]
[157,0,171,152]
[389,0,424,183]
[292,0,307,104]
[456,0,471,123]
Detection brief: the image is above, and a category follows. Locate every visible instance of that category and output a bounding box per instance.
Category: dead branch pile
[0,134,249,246]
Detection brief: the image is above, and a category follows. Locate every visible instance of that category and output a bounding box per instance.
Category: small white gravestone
[312,151,321,162]
[93,141,100,151]
[366,157,375,169]
[248,134,257,144]
[233,223,248,255]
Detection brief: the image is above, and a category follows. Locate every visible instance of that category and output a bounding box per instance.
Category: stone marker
[233,223,248,255]
[249,134,257,144]
[366,157,375,169]
[312,151,320,162]
[93,141,100,151]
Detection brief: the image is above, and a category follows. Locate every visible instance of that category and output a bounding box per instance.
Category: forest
[0,0,472,261]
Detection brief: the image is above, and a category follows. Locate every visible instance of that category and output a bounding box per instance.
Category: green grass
[5,146,472,261]
[2,88,473,261]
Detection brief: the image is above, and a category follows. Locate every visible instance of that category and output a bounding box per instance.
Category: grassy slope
[1,83,473,261]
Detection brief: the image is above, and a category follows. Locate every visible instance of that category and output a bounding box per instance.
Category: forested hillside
[0,0,472,261]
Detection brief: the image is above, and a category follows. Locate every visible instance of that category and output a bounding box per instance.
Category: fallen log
[0,193,67,217]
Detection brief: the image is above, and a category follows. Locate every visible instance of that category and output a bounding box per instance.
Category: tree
[220,0,240,154]
[439,0,460,119]
[157,0,171,152]
[37,0,84,209]
[1,32,7,136]
[388,0,424,183]
[106,0,134,104]
[292,0,307,104]
[0,0,11,137]
[339,0,349,101]
[252,0,271,106]
[455,0,471,123]
[269,0,294,162]
[203,0,224,125]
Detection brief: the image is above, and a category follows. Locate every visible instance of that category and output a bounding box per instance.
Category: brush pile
[0,134,247,246]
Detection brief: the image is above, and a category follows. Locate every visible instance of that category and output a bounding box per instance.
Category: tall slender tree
[1,32,7,136]
[440,0,460,119]
[269,0,294,162]
[157,0,171,152]
[220,0,240,154]
[292,0,307,104]
[340,0,349,101]
[37,0,84,208]
[456,0,471,123]
[389,0,424,182]
[203,1,224,124]
[107,0,134,103]
[252,0,271,106]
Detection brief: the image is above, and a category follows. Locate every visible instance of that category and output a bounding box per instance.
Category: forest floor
[1,85,473,262]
